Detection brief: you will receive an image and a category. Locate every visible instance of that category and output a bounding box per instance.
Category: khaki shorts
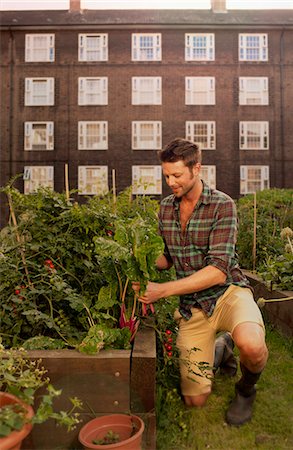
[174,285,265,397]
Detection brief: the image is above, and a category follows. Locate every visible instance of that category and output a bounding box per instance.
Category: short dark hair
[158,138,202,168]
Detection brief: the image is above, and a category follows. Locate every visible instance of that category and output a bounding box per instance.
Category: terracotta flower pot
[78,413,145,450]
[0,392,34,450]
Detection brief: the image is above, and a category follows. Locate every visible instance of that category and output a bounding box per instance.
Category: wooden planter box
[244,270,293,337]
[22,325,156,450]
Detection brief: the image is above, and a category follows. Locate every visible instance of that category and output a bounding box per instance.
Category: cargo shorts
[174,285,265,396]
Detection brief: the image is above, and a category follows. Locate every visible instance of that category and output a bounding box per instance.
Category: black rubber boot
[213,332,238,377]
[225,363,262,426]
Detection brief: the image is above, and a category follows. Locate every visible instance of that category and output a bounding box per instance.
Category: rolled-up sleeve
[204,199,238,275]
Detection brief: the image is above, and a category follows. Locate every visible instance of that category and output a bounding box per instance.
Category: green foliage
[93,430,120,445]
[260,253,293,291]
[78,324,131,355]
[0,343,82,437]
[21,336,67,350]
[237,189,293,269]
[237,189,293,290]
[0,184,168,352]
[93,213,165,316]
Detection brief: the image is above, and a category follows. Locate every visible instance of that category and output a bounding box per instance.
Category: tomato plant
[0,184,172,352]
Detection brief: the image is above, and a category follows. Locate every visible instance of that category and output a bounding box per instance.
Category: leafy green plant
[93,213,166,341]
[0,183,170,353]
[259,227,293,290]
[93,430,120,445]
[237,189,293,271]
[0,343,82,438]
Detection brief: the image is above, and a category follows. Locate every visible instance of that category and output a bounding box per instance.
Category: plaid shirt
[158,182,250,319]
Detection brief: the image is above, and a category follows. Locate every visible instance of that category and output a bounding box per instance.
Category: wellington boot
[225,389,256,426]
[213,332,238,377]
[226,363,262,426]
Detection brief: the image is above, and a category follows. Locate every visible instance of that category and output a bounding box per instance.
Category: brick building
[0,0,293,225]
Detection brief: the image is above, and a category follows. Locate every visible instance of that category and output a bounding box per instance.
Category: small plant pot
[0,392,34,450]
[78,413,145,450]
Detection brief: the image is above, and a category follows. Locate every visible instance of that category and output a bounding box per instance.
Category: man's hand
[132,281,165,304]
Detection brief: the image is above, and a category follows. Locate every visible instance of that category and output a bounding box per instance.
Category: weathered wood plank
[22,327,157,449]
[131,324,156,413]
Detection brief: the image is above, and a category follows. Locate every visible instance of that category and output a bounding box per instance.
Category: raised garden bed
[22,325,156,450]
[244,270,293,337]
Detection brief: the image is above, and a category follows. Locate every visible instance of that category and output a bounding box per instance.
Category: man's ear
[194,163,201,175]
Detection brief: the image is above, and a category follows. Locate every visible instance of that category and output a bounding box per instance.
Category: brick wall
[0,19,292,226]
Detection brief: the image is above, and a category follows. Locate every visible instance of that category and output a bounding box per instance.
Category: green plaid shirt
[158,182,250,319]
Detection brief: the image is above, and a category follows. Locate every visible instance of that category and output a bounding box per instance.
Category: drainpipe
[279,28,285,187]
[8,28,14,181]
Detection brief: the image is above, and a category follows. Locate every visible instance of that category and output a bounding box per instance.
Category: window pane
[194,123,208,147]
[247,124,261,149]
[132,33,161,61]
[32,124,47,150]
[33,80,47,103]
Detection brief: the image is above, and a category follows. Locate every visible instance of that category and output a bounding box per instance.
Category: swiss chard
[93,213,165,338]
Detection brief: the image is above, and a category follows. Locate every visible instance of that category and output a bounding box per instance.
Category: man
[133,138,268,426]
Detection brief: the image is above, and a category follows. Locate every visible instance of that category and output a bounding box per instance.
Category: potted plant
[0,343,82,450]
[78,413,144,450]
[0,392,34,450]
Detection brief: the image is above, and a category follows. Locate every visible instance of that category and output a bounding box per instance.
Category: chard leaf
[94,237,129,261]
[96,284,119,310]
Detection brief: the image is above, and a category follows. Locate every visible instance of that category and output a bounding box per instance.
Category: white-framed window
[78,77,108,105]
[23,166,54,194]
[185,77,215,105]
[240,166,270,194]
[78,166,108,195]
[239,77,269,105]
[25,78,54,106]
[132,121,162,150]
[239,34,268,62]
[78,34,108,61]
[24,122,54,151]
[186,121,216,150]
[201,165,216,190]
[240,121,269,150]
[78,121,108,150]
[25,34,55,62]
[185,33,215,61]
[132,33,161,61]
[132,165,162,195]
[132,77,162,105]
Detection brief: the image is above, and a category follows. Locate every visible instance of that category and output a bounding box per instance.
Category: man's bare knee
[183,392,210,407]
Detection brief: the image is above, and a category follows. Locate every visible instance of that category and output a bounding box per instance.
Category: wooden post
[112,169,116,205]
[253,192,257,273]
[65,164,69,201]
[7,193,31,286]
